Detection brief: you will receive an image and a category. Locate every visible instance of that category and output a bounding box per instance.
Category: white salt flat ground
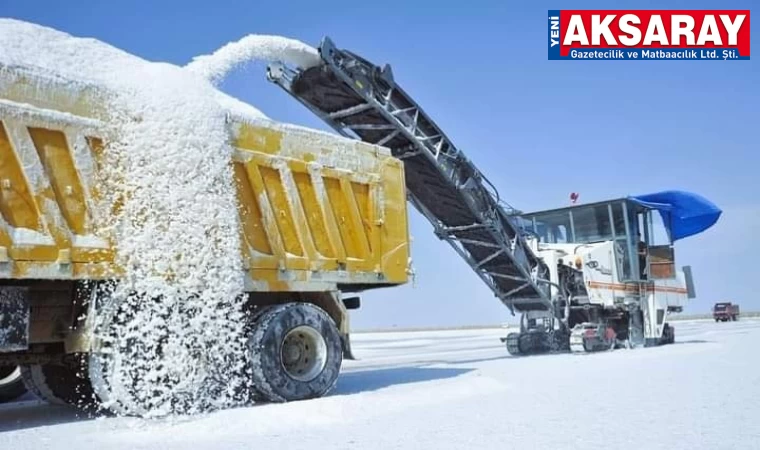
[1,318,758,449]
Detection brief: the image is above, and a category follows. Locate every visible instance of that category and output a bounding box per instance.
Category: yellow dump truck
[0,58,410,411]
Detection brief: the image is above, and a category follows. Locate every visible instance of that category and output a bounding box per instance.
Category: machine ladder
[266,37,552,314]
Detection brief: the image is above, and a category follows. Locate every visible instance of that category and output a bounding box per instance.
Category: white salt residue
[92,64,251,417]
[185,34,321,85]
[72,234,109,249]
[2,119,49,193]
[214,91,269,121]
[12,228,56,246]
[0,287,30,352]
[0,18,255,417]
[0,98,103,129]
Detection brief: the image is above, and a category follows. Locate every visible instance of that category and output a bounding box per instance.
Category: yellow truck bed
[0,20,412,412]
[0,68,410,291]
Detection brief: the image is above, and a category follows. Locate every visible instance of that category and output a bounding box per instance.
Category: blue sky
[2,0,757,328]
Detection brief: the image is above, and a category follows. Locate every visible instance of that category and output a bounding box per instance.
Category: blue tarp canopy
[627,190,722,241]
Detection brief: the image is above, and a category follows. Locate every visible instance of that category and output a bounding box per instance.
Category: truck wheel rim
[0,366,19,385]
[280,325,327,382]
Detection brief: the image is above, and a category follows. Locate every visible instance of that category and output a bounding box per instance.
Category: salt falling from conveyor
[0,19,322,417]
[185,34,321,85]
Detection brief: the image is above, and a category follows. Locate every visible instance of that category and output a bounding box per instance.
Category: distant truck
[713,302,740,322]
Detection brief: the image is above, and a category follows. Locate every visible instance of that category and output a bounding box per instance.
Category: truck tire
[504,333,522,356]
[0,366,26,402]
[247,302,342,403]
[20,358,98,412]
[87,295,211,417]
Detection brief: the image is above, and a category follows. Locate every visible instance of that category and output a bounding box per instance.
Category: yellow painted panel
[309,172,346,265]
[244,162,285,259]
[274,164,318,263]
[233,162,273,255]
[350,181,373,254]
[0,121,42,230]
[27,127,88,235]
[379,158,410,282]
[243,162,310,272]
[340,178,370,261]
[85,136,104,203]
[293,171,333,258]
[86,136,104,161]
[86,136,124,218]
[70,247,113,263]
[324,177,359,259]
[259,166,303,257]
[234,123,283,154]
[0,234,11,251]
[8,246,59,261]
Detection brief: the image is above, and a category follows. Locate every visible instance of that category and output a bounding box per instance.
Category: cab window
[570,205,613,243]
[531,212,572,244]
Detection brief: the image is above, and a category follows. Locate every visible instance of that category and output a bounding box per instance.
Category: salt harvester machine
[267,37,722,355]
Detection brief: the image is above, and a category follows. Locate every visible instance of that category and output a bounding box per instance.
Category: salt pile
[0,18,320,417]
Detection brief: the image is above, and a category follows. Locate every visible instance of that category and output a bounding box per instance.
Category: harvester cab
[517,194,698,285]
[509,191,720,353]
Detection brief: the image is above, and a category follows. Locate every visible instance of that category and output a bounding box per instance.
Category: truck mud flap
[0,287,30,352]
[342,333,358,360]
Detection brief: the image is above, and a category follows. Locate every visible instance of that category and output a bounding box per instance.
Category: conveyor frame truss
[266,37,553,314]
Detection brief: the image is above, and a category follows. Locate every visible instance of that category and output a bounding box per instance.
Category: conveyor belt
[266,37,552,314]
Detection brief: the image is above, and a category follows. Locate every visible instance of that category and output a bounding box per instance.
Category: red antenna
[570,192,579,204]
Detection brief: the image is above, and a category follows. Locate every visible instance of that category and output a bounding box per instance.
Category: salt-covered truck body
[0,56,410,411]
